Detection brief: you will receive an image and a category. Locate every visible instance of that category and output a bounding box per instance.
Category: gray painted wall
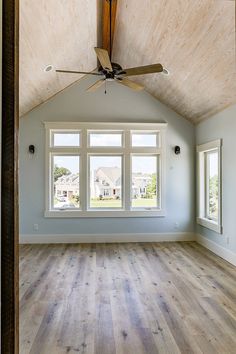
[196,104,236,253]
[19,75,195,236]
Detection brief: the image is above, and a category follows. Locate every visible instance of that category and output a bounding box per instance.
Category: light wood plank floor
[20,242,236,354]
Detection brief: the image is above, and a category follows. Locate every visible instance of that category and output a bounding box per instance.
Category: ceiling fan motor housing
[99,62,123,79]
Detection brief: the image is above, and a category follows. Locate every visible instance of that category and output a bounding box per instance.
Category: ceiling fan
[56,0,166,93]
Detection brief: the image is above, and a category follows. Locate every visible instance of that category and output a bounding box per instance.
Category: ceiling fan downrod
[104,0,113,94]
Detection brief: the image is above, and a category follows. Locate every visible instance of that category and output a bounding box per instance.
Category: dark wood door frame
[1,0,19,352]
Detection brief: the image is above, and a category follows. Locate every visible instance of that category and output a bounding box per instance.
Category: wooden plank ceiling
[19,0,97,116]
[20,0,236,123]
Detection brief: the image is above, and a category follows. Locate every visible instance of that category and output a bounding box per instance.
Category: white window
[89,155,123,209]
[196,139,222,233]
[131,155,158,209]
[52,155,80,209]
[52,131,80,147]
[88,132,123,147]
[131,132,159,147]
[45,122,167,217]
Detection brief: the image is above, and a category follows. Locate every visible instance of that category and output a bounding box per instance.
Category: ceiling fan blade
[94,47,112,72]
[118,64,163,77]
[56,69,102,76]
[116,77,144,91]
[86,79,105,92]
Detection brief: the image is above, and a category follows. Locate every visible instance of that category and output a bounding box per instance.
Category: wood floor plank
[95,244,116,354]
[20,242,236,354]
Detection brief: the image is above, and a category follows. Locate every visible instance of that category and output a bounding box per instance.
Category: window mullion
[80,128,87,211]
[124,130,131,210]
[205,152,209,219]
[49,147,81,154]
[130,147,161,154]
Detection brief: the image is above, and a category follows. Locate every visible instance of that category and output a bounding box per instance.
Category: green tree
[54,165,71,182]
[146,174,157,195]
[209,175,218,216]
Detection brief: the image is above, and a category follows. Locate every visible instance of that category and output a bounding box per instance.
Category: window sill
[45,209,166,218]
[197,217,222,234]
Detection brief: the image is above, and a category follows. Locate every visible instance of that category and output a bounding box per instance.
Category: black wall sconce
[174,146,180,155]
[29,145,35,154]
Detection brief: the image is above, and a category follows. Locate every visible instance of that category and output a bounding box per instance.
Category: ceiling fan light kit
[55,0,166,93]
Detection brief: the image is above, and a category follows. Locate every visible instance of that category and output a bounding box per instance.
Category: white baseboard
[196,234,236,266]
[20,232,195,244]
[20,232,236,266]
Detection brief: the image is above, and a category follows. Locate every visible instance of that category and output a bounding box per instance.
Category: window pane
[89,133,122,147]
[53,156,80,209]
[132,133,158,147]
[132,156,158,208]
[207,151,218,220]
[90,156,122,208]
[53,133,80,146]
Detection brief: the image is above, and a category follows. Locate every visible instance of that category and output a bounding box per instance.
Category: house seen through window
[45,122,167,217]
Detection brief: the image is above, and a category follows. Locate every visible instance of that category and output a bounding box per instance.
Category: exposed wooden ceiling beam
[102,0,117,57]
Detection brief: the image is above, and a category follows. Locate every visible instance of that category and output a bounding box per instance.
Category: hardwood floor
[19,242,236,354]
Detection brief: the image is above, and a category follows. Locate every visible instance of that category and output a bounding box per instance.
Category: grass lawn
[90,197,157,208]
[132,198,157,208]
[90,199,122,208]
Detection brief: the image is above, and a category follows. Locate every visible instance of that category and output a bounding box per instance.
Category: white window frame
[44,122,167,218]
[196,139,222,233]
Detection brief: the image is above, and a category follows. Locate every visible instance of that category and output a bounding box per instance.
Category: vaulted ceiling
[20,0,98,116]
[20,0,236,123]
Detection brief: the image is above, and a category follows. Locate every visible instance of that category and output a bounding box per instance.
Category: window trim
[196,139,222,233]
[44,122,167,218]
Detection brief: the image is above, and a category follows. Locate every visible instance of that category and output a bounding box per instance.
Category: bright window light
[132,156,158,208]
[53,132,80,147]
[52,155,80,209]
[132,133,158,147]
[89,156,122,208]
[89,133,122,147]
